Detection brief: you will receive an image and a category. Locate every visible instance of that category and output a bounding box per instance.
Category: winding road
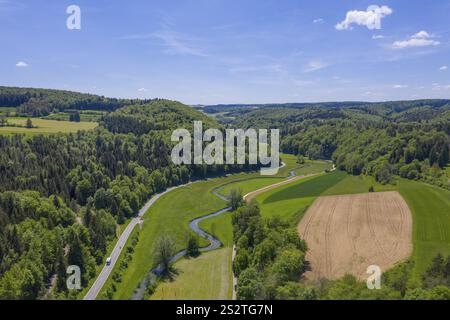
[83,182,196,300]
[84,161,328,300]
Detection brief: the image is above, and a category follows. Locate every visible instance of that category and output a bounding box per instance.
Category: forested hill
[0,86,145,116]
[103,99,217,136]
[0,97,252,300]
[207,99,450,190]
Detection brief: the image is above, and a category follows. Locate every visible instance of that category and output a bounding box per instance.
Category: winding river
[132,164,293,300]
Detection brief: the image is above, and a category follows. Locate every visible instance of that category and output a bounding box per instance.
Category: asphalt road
[83,183,194,300]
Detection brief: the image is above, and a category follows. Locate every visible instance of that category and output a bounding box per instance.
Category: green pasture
[0,117,98,135]
[150,248,233,300]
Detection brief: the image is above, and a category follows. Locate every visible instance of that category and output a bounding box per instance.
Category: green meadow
[0,118,98,135]
[43,110,106,122]
[396,179,450,278]
[255,171,344,221]
[198,211,234,247]
[0,107,16,116]
[150,247,233,300]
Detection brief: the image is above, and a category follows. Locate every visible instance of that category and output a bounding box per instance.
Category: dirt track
[298,191,412,280]
[243,174,315,203]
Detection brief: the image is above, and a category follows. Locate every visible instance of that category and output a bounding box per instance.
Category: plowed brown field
[298,191,412,280]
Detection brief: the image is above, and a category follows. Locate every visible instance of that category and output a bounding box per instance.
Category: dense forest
[232,201,450,300]
[0,89,257,299]
[209,100,450,189]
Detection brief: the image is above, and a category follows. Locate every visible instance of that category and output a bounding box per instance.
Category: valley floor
[88,154,450,300]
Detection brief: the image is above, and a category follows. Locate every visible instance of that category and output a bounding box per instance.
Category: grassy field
[150,248,233,300]
[198,211,234,247]
[322,173,396,195]
[396,179,450,278]
[43,110,106,122]
[0,118,98,135]
[100,172,268,300]
[255,171,344,221]
[0,107,16,116]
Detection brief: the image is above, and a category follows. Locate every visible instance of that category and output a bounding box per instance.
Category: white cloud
[15,61,28,68]
[138,88,148,92]
[304,60,328,73]
[392,30,440,49]
[440,66,448,71]
[411,31,431,39]
[313,18,324,24]
[336,5,392,30]
[372,34,385,39]
[393,84,408,89]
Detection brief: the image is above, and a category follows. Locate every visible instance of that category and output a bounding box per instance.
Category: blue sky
[1,0,449,104]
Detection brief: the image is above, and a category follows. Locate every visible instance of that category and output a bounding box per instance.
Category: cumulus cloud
[372,34,385,39]
[412,31,431,39]
[15,61,29,68]
[392,31,440,49]
[335,5,392,30]
[304,60,328,73]
[439,66,448,71]
[393,84,408,89]
[138,88,148,92]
